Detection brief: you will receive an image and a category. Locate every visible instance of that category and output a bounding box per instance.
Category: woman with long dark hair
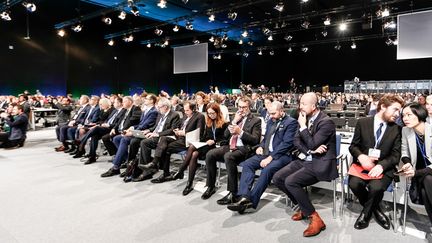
[399,102,432,223]
[173,103,228,196]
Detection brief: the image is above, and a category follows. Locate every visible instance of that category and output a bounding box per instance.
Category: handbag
[409,177,424,205]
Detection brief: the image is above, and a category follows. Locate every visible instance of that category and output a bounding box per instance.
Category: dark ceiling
[1,0,432,55]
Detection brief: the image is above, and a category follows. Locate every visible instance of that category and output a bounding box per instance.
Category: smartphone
[393,170,404,175]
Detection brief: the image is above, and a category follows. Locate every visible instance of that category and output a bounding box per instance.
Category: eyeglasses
[207,111,216,115]
[238,105,249,109]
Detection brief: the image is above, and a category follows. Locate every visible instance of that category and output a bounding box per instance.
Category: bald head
[300,92,319,116]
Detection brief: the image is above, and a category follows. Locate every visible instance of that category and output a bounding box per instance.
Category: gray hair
[99,98,111,107]
[123,96,133,103]
[272,101,284,111]
[158,97,171,108]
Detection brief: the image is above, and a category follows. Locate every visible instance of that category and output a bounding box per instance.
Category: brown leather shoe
[303,211,326,237]
[291,211,306,221]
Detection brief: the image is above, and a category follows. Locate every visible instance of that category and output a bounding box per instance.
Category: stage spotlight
[213,54,222,60]
[321,30,328,37]
[269,50,274,56]
[262,27,272,36]
[209,36,215,42]
[288,47,292,52]
[185,22,193,30]
[351,42,357,49]
[57,29,66,37]
[382,8,390,17]
[131,6,139,16]
[384,20,396,29]
[146,43,151,48]
[241,30,248,38]
[334,43,341,51]
[238,39,243,45]
[243,52,249,58]
[274,2,284,12]
[157,0,167,9]
[154,28,163,36]
[118,11,126,20]
[258,49,263,55]
[227,11,237,21]
[339,22,347,31]
[108,39,114,46]
[208,14,215,22]
[324,17,331,26]
[23,2,36,12]
[193,39,200,44]
[1,11,11,21]
[102,17,112,25]
[123,34,134,42]
[284,35,293,41]
[301,0,309,3]
[72,24,83,32]
[301,46,308,53]
[301,20,310,29]
[267,35,273,41]
[173,25,179,32]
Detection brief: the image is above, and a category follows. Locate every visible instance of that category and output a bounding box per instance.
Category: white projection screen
[173,43,208,74]
[397,10,432,60]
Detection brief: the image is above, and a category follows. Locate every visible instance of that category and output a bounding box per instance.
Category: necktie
[263,121,278,155]
[119,109,130,131]
[181,117,190,130]
[308,119,314,133]
[375,122,383,145]
[84,107,94,124]
[229,118,245,150]
[154,115,167,133]
[107,110,119,125]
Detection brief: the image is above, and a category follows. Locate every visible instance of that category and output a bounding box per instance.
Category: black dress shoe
[227,197,254,214]
[150,173,173,184]
[373,209,391,230]
[64,146,75,153]
[120,163,127,169]
[354,212,371,230]
[132,170,155,182]
[73,150,85,158]
[100,168,120,177]
[142,162,158,170]
[119,170,128,178]
[83,157,97,165]
[182,181,194,196]
[173,171,184,180]
[123,176,132,183]
[201,187,217,200]
[217,192,239,205]
[69,148,78,155]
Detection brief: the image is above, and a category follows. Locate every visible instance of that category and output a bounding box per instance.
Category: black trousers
[159,136,187,175]
[204,145,249,192]
[421,175,432,223]
[81,126,110,158]
[139,137,159,166]
[102,133,117,156]
[272,160,319,216]
[348,174,393,218]
[127,137,143,162]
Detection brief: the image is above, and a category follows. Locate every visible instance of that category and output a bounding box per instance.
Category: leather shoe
[68,148,78,155]
[100,168,120,177]
[173,171,184,180]
[354,212,371,230]
[216,192,239,205]
[73,149,85,158]
[373,209,391,230]
[83,157,97,165]
[292,211,307,221]
[55,145,65,152]
[201,187,217,200]
[123,176,133,183]
[142,162,158,170]
[303,211,326,237]
[63,146,74,153]
[132,170,155,182]
[227,196,253,214]
[150,173,174,183]
[182,181,194,196]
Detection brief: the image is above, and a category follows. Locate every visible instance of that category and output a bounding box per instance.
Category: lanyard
[415,133,431,166]
[211,124,216,140]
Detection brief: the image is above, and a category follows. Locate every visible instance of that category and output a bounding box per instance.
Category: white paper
[185,128,200,147]
[189,141,208,149]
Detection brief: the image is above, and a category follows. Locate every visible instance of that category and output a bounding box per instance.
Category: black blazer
[201,122,229,144]
[177,111,205,137]
[149,110,181,137]
[294,111,338,181]
[349,116,402,178]
[224,113,262,153]
[112,105,142,132]
[98,107,114,124]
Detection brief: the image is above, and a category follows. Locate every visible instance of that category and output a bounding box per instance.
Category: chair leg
[340,173,345,218]
[403,188,409,236]
[393,183,398,233]
[332,179,336,219]
[216,161,221,188]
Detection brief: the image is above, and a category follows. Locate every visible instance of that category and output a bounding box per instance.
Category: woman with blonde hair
[195,91,208,112]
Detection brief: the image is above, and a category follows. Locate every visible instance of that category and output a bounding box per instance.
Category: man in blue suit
[228,101,298,213]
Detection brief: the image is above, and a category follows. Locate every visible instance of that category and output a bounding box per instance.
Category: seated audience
[0,104,29,148]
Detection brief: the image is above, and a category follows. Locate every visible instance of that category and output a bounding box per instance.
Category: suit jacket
[97,107,114,124]
[294,111,338,181]
[201,122,229,144]
[109,108,126,130]
[54,103,73,125]
[6,113,29,140]
[177,111,205,139]
[251,99,263,113]
[224,113,262,153]
[259,115,298,160]
[149,110,181,137]
[113,105,142,132]
[74,104,91,125]
[135,106,158,130]
[84,105,101,124]
[349,116,402,178]
[401,123,432,175]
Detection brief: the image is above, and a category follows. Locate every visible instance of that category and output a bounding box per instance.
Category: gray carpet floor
[0,127,428,243]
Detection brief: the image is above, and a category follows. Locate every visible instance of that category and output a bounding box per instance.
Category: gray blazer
[401,123,432,168]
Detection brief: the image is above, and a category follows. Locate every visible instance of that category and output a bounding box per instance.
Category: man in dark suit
[81,97,124,164]
[130,97,181,182]
[53,97,73,146]
[100,96,142,177]
[228,101,298,213]
[251,92,263,113]
[146,101,205,183]
[348,94,404,230]
[201,97,262,202]
[57,95,90,152]
[0,104,28,148]
[272,92,337,237]
[102,96,141,158]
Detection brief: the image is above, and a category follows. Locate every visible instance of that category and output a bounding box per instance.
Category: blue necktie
[376,123,383,142]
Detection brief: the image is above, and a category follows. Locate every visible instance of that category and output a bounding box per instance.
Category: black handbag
[409,178,424,205]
